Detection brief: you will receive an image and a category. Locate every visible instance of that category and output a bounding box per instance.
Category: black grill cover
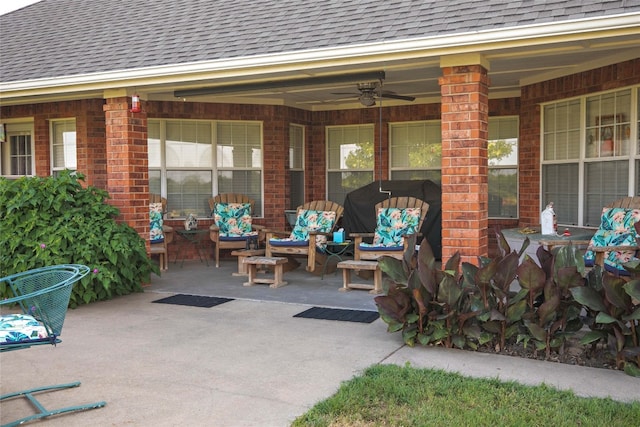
[341,180,442,259]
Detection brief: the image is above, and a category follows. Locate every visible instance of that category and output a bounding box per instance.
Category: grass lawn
[292,364,640,427]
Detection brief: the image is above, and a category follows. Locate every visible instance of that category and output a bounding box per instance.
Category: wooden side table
[231,248,266,276]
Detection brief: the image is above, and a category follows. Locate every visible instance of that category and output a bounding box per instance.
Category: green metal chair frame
[1,264,106,426]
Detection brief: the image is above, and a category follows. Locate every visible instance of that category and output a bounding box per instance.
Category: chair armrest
[349,232,374,238]
[588,245,639,252]
[264,229,290,239]
[588,245,639,267]
[163,225,175,244]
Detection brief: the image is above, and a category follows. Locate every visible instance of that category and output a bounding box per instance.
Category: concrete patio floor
[1,256,639,427]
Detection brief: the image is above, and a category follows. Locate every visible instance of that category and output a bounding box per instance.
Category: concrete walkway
[1,260,638,426]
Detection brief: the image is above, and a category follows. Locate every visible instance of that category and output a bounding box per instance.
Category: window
[388,117,519,218]
[389,121,441,184]
[488,117,518,218]
[0,122,34,177]
[326,125,374,204]
[289,124,305,209]
[148,119,263,218]
[542,87,638,226]
[51,119,77,174]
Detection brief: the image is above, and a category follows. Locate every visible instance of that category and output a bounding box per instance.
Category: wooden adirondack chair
[265,200,344,273]
[584,196,640,274]
[149,194,174,271]
[351,196,429,261]
[209,193,262,267]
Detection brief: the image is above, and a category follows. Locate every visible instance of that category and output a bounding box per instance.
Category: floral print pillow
[584,207,640,273]
[0,313,49,344]
[362,207,421,248]
[150,203,165,243]
[269,210,336,249]
[214,203,257,237]
[289,210,336,241]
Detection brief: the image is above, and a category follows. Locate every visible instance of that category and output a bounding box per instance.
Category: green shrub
[375,232,640,376]
[0,170,158,306]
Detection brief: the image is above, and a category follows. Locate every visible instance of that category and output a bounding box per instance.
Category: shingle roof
[1,0,639,83]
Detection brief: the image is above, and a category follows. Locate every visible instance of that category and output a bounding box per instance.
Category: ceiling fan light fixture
[359,92,376,106]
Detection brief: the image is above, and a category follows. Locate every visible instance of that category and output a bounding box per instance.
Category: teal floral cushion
[213,202,257,237]
[0,313,49,344]
[150,203,165,243]
[269,209,336,249]
[584,207,640,273]
[361,207,421,249]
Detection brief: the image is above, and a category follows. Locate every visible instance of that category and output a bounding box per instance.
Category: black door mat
[152,294,234,308]
[293,307,379,323]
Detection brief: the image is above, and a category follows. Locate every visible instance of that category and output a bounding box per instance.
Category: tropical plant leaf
[538,294,560,325]
[622,279,640,301]
[516,257,545,292]
[494,252,519,293]
[579,330,607,345]
[570,286,607,312]
[439,275,462,307]
[603,275,632,310]
[506,299,527,324]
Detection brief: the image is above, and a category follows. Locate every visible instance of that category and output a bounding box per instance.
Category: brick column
[103,95,149,247]
[439,64,490,265]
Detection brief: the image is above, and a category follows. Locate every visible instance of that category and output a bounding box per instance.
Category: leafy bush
[375,232,640,376]
[0,171,158,306]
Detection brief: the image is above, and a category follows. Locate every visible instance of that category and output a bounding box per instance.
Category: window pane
[327,125,374,170]
[290,170,304,209]
[488,117,518,167]
[218,170,262,216]
[289,124,304,209]
[148,121,161,168]
[390,121,441,171]
[543,100,580,161]
[586,89,632,158]
[584,160,629,226]
[149,170,161,196]
[166,170,212,217]
[216,122,261,168]
[327,171,373,205]
[542,163,579,225]
[52,120,76,170]
[488,168,517,218]
[166,121,212,168]
[9,134,32,175]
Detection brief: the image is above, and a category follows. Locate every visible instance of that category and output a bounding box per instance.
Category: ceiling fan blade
[330,92,360,96]
[381,92,415,102]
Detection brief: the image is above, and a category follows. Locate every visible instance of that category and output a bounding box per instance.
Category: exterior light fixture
[359,93,376,107]
[130,94,141,113]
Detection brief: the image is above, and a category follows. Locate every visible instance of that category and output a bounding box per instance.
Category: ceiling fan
[331,81,415,106]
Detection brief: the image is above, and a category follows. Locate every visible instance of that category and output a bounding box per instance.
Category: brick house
[1,0,639,265]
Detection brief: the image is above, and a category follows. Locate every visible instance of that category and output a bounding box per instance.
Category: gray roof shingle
[1,0,639,83]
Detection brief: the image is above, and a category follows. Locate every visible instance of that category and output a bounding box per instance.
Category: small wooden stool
[337,260,383,294]
[231,249,266,276]
[243,256,288,288]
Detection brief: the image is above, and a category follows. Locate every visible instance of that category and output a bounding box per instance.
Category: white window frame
[148,119,264,218]
[50,118,77,174]
[541,85,639,227]
[0,121,35,178]
[488,116,519,219]
[389,120,442,183]
[289,123,305,209]
[326,124,375,204]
